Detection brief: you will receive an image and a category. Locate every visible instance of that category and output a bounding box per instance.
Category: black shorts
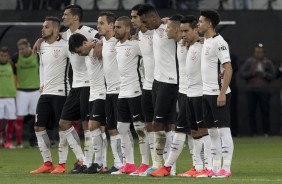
[175,93,189,133]
[141,89,154,123]
[117,95,143,123]
[36,95,67,130]
[60,87,90,121]
[203,93,231,128]
[186,96,206,131]
[152,80,178,123]
[105,94,118,130]
[89,99,106,126]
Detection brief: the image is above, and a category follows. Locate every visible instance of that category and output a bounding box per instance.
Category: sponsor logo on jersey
[218,45,227,51]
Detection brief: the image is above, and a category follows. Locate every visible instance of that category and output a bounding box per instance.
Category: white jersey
[102,37,120,94]
[115,40,142,98]
[138,30,155,90]
[177,39,188,94]
[186,41,203,97]
[153,24,178,84]
[201,33,231,95]
[62,25,98,88]
[85,49,106,101]
[39,38,70,96]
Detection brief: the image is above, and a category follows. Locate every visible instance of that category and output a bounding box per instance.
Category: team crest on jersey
[205,46,210,56]
[90,56,96,65]
[158,28,165,38]
[191,50,197,61]
[148,36,153,46]
[125,48,131,57]
[181,46,186,53]
[110,43,116,53]
[53,49,61,58]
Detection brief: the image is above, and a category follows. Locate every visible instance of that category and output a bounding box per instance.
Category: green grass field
[0,137,282,184]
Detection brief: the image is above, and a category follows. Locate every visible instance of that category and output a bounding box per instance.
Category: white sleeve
[216,40,231,64]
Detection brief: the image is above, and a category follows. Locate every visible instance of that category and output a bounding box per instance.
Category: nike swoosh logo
[93,114,100,117]
[156,116,164,119]
[133,114,139,118]
[196,120,203,124]
[176,126,184,129]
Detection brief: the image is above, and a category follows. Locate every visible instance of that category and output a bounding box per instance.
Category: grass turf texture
[0,137,281,184]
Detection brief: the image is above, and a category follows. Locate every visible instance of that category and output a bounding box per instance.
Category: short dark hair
[45,16,61,29]
[116,16,132,28]
[168,14,184,28]
[181,15,198,29]
[99,11,116,24]
[68,33,87,54]
[137,4,156,16]
[200,10,220,28]
[0,46,10,53]
[131,4,142,11]
[64,5,83,22]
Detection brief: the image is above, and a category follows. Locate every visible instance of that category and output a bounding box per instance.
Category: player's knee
[117,122,130,135]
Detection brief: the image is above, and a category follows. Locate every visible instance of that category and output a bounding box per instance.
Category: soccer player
[68,33,107,174]
[30,16,70,174]
[96,12,123,173]
[0,47,17,149]
[51,5,99,174]
[138,4,178,175]
[12,38,40,148]
[176,15,213,178]
[198,10,234,178]
[130,5,155,175]
[111,16,146,175]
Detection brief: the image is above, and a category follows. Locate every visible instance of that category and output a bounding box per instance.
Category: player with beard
[30,16,70,174]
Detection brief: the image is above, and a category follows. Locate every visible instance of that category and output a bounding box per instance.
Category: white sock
[147,132,155,163]
[35,130,52,163]
[208,128,222,173]
[102,132,108,168]
[58,131,69,164]
[110,134,123,168]
[202,134,212,170]
[193,137,204,171]
[187,134,194,166]
[133,121,149,165]
[152,131,166,168]
[84,130,94,167]
[117,122,134,164]
[164,133,185,167]
[219,127,234,172]
[187,134,194,155]
[65,126,84,162]
[91,129,103,166]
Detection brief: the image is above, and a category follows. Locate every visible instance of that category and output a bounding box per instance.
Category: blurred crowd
[1,0,282,10]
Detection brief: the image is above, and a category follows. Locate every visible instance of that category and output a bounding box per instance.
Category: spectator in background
[240,43,275,136]
[0,47,17,149]
[226,39,239,136]
[12,38,40,148]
